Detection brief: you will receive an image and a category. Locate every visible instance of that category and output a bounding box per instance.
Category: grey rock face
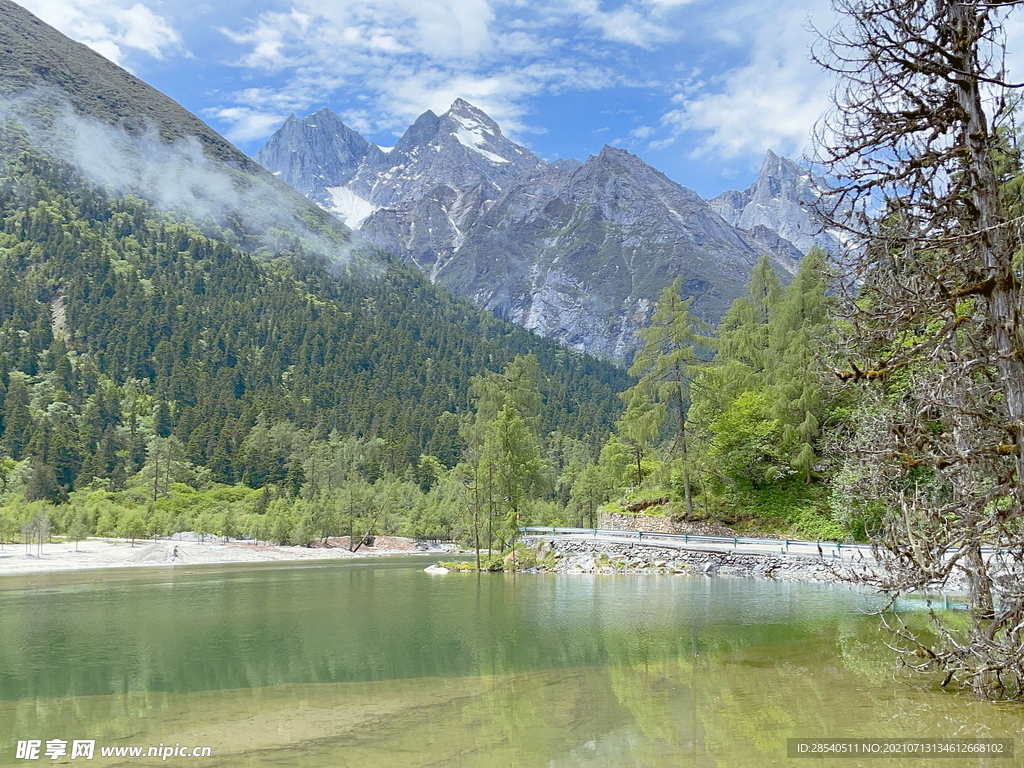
[253,108,384,200]
[710,150,840,257]
[254,102,827,362]
[438,147,766,361]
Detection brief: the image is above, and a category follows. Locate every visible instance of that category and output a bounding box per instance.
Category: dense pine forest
[0,149,631,543]
[0,141,851,554]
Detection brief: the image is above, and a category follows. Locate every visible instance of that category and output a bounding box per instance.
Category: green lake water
[0,556,1020,767]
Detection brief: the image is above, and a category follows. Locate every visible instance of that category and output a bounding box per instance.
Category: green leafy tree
[465,355,549,560]
[413,454,445,493]
[691,253,836,493]
[153,400,172,438]
[716,254,782,375]
[67,509,89,551]
[193,511,215,544]
[3,375,32,461]
[479,402,546,555]
[706,391,783,488]
[568,461,615,528]
[118,509,145,546]
[142,436,189,500]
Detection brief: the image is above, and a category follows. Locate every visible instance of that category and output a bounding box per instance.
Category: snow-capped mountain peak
[253,103,828,362]
[446,106,509,164]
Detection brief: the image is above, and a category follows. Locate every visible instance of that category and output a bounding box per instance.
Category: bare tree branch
[817,0,1024,699]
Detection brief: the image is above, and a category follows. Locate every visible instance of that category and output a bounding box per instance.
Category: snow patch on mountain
[447,113,508,164]
[324,186,378,227]
[453,130,510,163]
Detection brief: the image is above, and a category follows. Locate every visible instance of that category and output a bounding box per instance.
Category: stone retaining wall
[597,512,735,537]
[526,536,873,585]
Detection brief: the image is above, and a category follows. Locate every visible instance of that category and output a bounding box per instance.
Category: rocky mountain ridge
[710,150,840,257]
[255,101,834,362]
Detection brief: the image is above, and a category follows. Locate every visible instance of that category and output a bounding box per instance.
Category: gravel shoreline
[518,538,977,596]
[522,536,881,585]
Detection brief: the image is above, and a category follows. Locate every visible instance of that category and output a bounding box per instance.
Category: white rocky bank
[522,537,878,585]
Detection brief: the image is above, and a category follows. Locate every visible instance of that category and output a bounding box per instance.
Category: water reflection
[0,561,1018,767]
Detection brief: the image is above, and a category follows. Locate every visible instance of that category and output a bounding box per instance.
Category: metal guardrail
[519,526,875,558]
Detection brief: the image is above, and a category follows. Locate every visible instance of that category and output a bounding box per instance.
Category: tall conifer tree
[767,247,834,482]
[625,277,713,514]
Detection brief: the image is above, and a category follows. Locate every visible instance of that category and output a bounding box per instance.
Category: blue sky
[18,0,858,197]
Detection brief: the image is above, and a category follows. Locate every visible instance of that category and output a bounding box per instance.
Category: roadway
[520,526,876,563]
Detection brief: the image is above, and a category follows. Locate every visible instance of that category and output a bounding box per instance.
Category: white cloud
[652,0,833,161]
[225,0,497,66]
[210,1,639,143]
[597,8,673,46]
[562,0,682,47]
[220,10,311,69]
[209,0,709,145]
[116,4,181,58]
[206,107,291,143]
[642,0,697,8]
[84,38,127,64]
[19,0,183,65]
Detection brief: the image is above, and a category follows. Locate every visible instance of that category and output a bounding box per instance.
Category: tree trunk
[675,383,693,517]
[952,2,1021,626]
[965,543,995,622]
[953,3,1024,461]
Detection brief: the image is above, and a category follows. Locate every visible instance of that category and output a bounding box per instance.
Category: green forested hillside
[571,251,847,541]
[0,0,627,544]
[0,151,627,508]
[0,0,360,279]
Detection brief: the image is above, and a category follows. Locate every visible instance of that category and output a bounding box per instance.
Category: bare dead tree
[814,0,1024,699]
